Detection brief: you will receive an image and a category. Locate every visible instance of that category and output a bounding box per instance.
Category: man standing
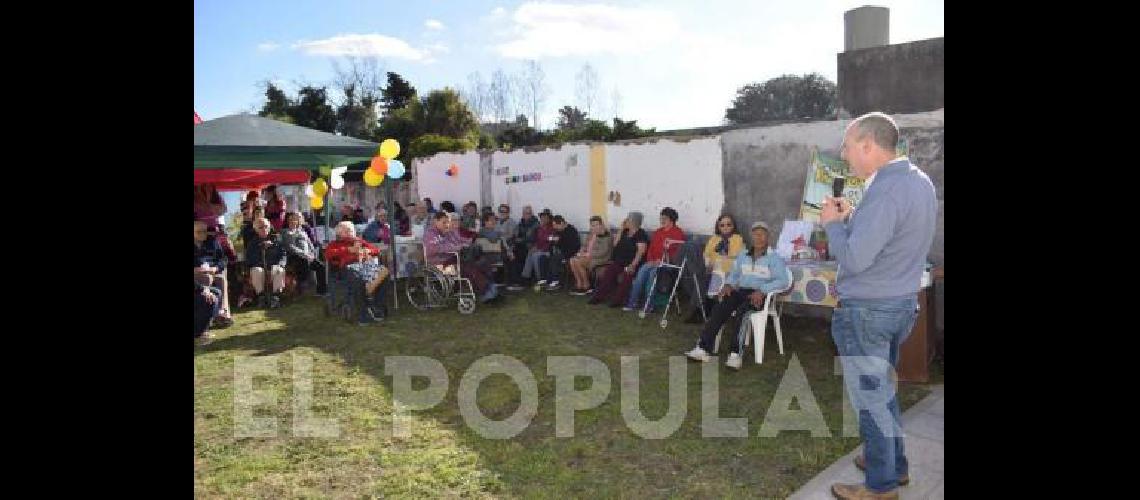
[820,112,937,500]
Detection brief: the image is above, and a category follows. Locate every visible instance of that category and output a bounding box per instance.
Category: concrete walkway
[789,385,944,499]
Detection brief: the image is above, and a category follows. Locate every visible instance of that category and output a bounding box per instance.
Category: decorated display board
[799,140,908,222]
[779,261,840,307]
[393,238,424,279]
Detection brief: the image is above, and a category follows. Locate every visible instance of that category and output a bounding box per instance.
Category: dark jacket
[194,236,228,272]
[555,224,581,256]
[244,233,287,268]
[516,216,539,246]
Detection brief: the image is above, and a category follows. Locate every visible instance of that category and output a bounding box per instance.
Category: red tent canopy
[194,169,310,191]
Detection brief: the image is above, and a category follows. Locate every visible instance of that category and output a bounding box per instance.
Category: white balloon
[331,166,348,189]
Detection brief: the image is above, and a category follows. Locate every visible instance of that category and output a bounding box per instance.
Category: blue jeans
[625,263,660,309]
[831,296,918,493]
[522,250,549,281]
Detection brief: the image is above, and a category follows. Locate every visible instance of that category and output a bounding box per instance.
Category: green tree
[258,82,294,124]
[381,72,417,116]
[495,115,545,149]
[407,133,475,160]
[609,117,654,141]
[556,106,588,131]
[724,73,837,124]
[332,57,383,140]
[420,88,480,141]
[291,86,337,132]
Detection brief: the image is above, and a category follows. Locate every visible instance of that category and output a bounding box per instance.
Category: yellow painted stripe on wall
[589,144,606,218]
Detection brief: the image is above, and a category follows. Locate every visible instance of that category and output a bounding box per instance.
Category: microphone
[831,177,846,210]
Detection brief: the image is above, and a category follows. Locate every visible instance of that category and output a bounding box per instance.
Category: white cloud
[427,42,450,54]
[256,42,280,52]
[424,19,445,30]
[491,6,507,17]
[495,2,680,58]
[292,34,427,60]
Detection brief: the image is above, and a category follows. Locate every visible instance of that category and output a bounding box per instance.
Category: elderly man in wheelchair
[411,211,501,313]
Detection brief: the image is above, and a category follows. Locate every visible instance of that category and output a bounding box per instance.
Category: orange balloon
[370,156,389,176]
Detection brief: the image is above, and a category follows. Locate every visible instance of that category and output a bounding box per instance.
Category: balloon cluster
[365,139,404,186]
[307,166,348,209]
[445,164,459,177]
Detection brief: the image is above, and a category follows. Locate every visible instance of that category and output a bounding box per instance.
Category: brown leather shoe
[831,483,898,499]
[853,455,910,485]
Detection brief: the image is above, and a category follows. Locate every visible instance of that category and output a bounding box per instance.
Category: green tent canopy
[194,114,379,170]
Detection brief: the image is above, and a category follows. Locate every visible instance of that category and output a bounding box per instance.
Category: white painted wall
[490,145,593,229]
[412,152,482,211]
[604,137,724,235]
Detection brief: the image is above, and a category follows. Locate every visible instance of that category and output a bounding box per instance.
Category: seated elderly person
[245,217,288,308]
[476,212,515,283]
[624,207,686,312]
[521,209,556,286]
[684,213,746,323]
[424,211,500,303]
[409,201,430,228]
[281,212,328,296]
[460,202,479,232]
[194,268,223,345]
[324,221,380,313]
[346,241,390,325]
[568,216,614,296]
[684,221,789,370]
[194,220,233,327]
[545,215,581,290]
[590,212,649,306]
[363,204,392,247]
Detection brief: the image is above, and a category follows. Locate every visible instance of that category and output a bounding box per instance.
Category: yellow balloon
[363,167,384,186]
[310,196,324,209]
[379,139,400,160]
[313,178,329,197]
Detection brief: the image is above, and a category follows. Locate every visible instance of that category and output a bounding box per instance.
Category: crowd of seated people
[197,186,789,345]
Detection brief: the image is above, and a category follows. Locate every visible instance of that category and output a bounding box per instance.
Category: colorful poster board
[799,140,908,222]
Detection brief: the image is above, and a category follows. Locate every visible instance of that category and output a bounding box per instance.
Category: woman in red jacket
[324,221,379,315]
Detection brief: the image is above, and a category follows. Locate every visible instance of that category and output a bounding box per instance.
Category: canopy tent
[194,114,378,170]
[193,113,408,309]
[193,169,311,191]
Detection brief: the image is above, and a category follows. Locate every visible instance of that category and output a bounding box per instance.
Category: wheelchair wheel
[457,297,476,314]
[405,272,447,311]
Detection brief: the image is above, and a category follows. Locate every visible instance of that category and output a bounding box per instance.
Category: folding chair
[712,267,795,364]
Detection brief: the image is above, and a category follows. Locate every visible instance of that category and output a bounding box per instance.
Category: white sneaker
[622,306,636,312]
[725,352,742,370]
[536,280,547,286]
[548,280,560,288]
[685,346,712,362]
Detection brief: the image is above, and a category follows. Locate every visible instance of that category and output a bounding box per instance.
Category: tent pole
[387,179,398,311]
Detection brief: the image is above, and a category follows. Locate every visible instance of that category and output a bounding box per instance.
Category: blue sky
[195,0,943,131]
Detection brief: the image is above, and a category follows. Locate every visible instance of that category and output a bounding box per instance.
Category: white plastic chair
[738,266,795,364]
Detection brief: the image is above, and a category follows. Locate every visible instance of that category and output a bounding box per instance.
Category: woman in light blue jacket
[685,221,789,369]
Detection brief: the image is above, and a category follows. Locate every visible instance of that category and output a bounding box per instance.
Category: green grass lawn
[195,284,933,499]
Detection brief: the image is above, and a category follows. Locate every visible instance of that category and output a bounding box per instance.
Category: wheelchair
[404,250,478,314]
